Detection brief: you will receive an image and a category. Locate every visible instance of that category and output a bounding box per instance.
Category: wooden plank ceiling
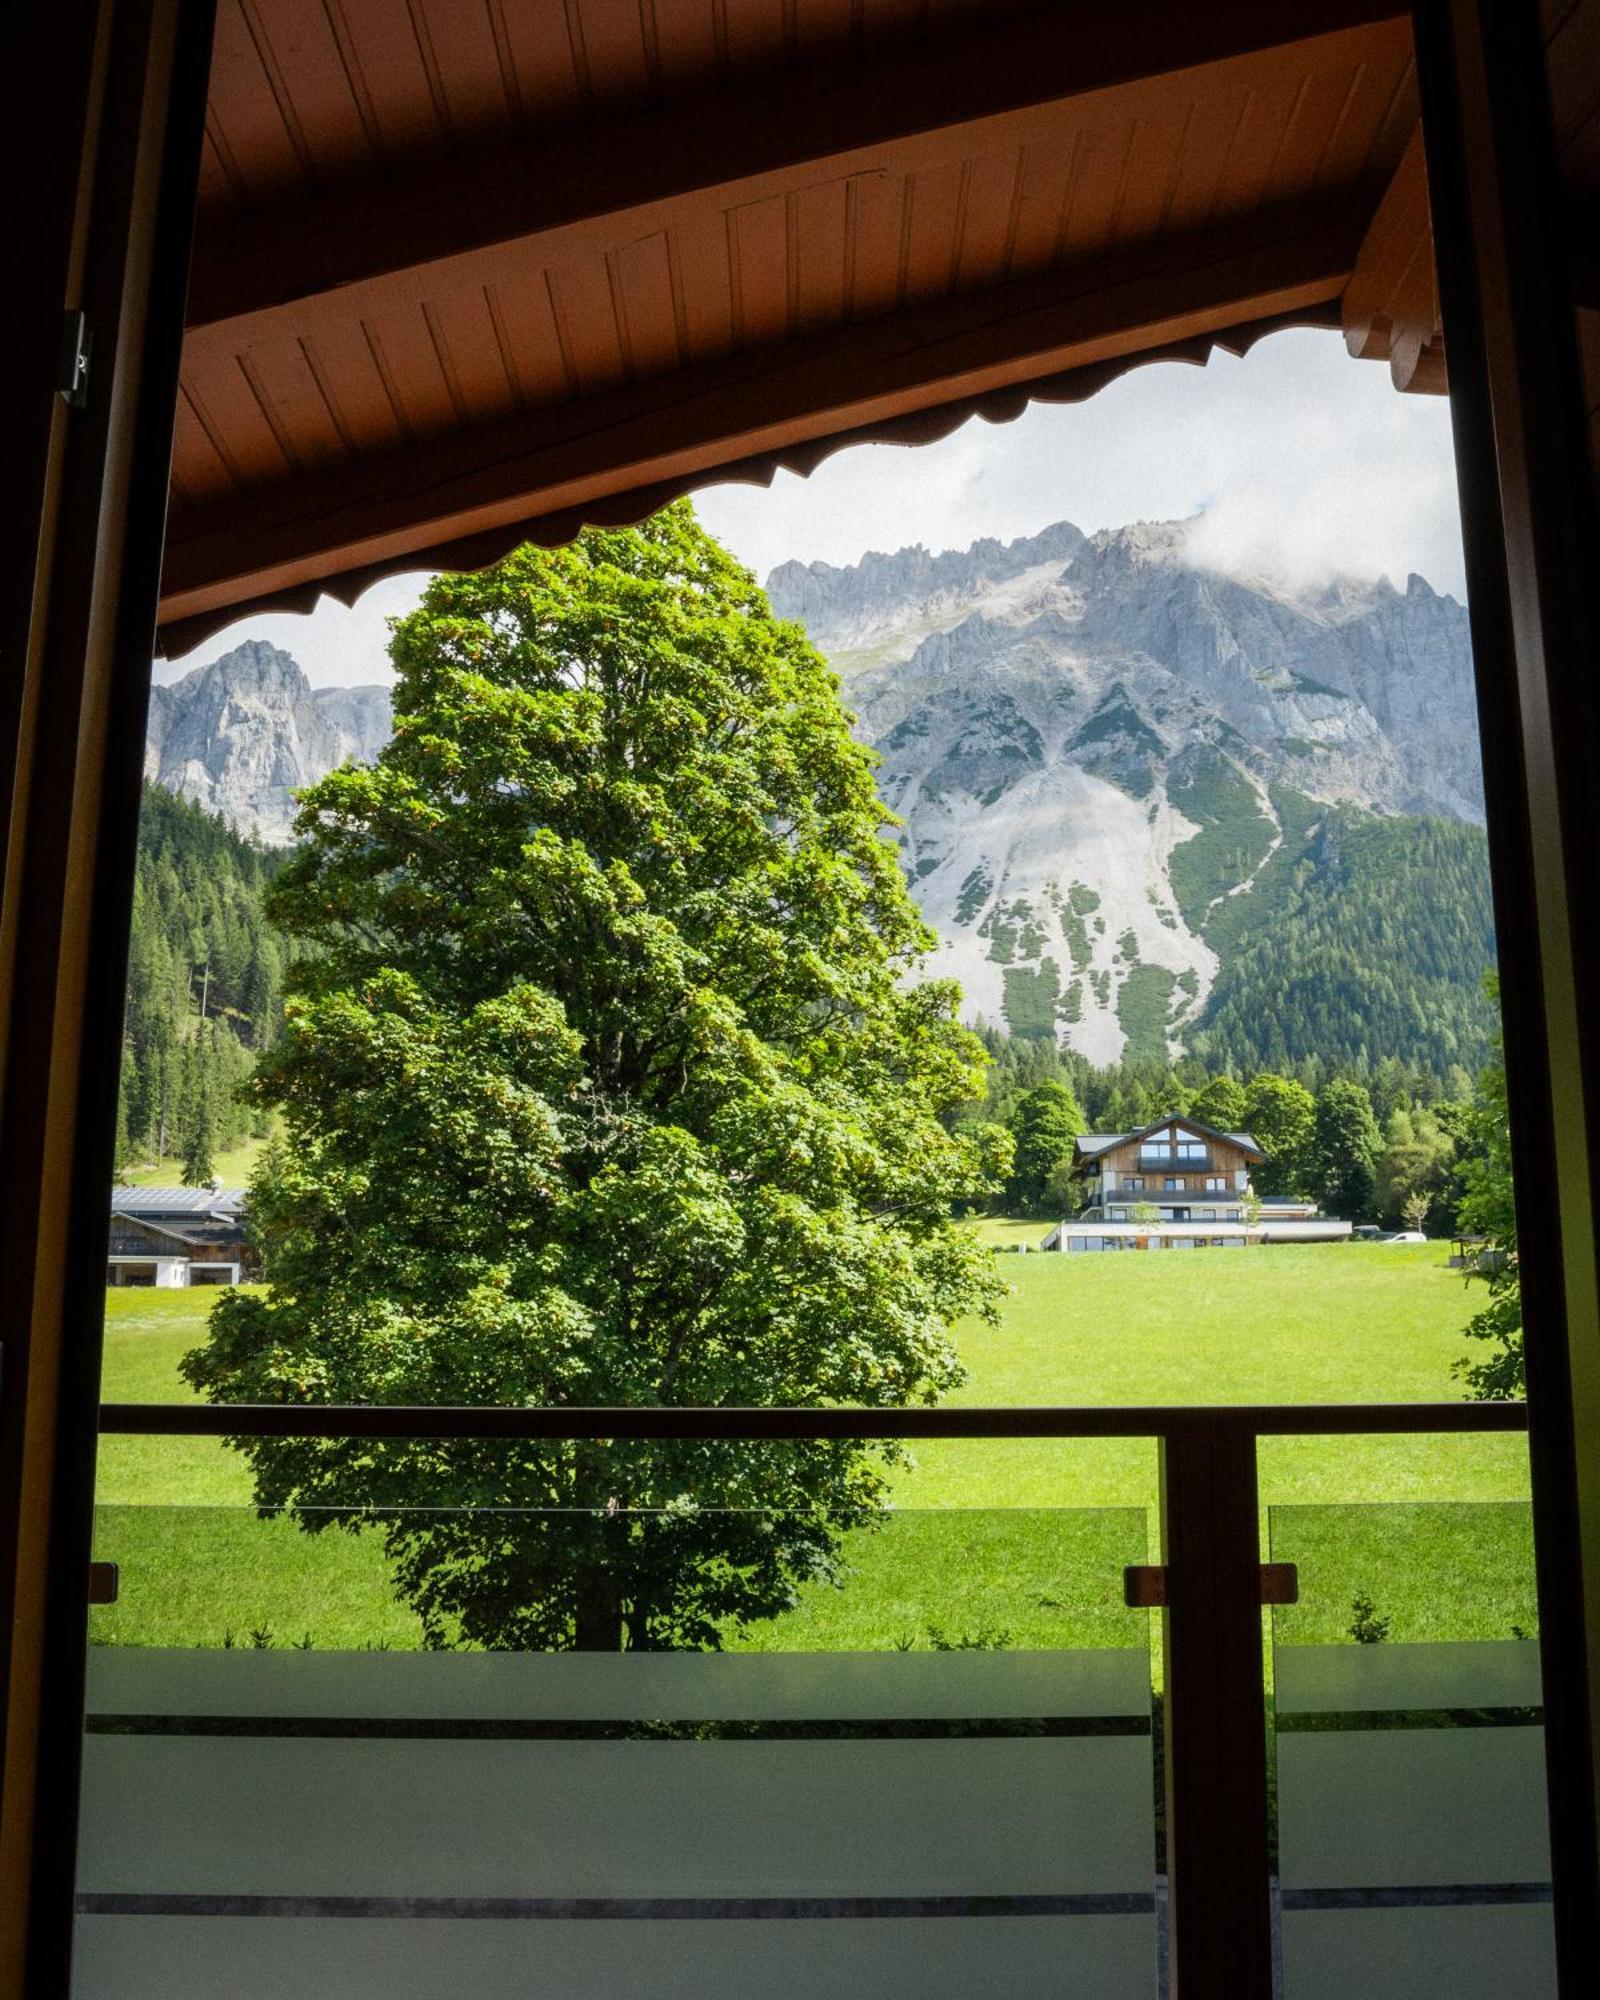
[163,0,1433,648]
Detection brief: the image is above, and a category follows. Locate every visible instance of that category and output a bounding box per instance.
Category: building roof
[110,1216,246,1251]
[1075,1117,1265,1162]
[157,0,1452,651]
[1048,1222,1252,1241]
[111,1187,246,1218]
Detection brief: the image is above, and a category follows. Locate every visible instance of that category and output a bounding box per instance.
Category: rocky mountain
[767,519,1492,1069]
[142,524,1495,1076]
[146,641,392,843]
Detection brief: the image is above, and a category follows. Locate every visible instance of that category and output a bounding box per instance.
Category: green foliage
[182,506,1003,1651]
[1347,1592,1391,1644]
[1005,1080,1085,1214]
[1192,794,1498,1079]
[1242,1073,1315,1197]
[1376,1106,1457,1230]
[1188,1074,1246,1132]
[100,1246,1536,1650]
[1166,749,1276,931]
[1310,1079,1383,1222]
[1001,957,1061,1039]
[119,784,284,1174]
[953,866,991,926]
[1455,979,1522,1398]
[1116,965,1176,1067]
[179,1042,218,1186]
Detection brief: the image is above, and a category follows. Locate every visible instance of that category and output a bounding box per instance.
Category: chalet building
[1042,1117,1352,1251]
[107,1188,247,1288]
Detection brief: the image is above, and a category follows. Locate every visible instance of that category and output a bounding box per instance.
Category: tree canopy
[1005,1080,1085,1213]
[1456,978,1522,1397]
[1241,1073,1315,1198]
[1309,1078,1383,1222]
[183,505,1004,1650]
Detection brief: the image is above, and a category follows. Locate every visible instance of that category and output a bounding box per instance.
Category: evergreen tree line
[955,1024,1494,1230]
[116,783,289,1183]
[1189,803,1498,1079]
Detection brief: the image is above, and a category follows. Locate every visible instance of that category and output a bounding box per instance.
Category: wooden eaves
[162,0,1421,648]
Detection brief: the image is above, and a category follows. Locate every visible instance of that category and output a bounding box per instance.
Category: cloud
[695,326,1467,598]
[156,570,430,688]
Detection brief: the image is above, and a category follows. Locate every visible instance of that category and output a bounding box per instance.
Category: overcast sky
[156,327,1466,689]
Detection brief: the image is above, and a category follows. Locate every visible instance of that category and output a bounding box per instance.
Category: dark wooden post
[1160,1421,1274,1997]
[1411,2,1600,1988]
[0,1,215,1992]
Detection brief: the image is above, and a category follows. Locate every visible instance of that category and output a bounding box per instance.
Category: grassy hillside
[91,1246,1530,1651]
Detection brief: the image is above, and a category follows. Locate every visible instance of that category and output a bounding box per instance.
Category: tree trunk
[573,1583,624,1650]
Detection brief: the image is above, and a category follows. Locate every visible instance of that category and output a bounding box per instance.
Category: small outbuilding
[107,1188,248,1288]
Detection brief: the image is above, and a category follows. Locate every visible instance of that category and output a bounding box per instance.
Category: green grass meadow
[118,1133,266,1189]
[92,1242,1535,1652]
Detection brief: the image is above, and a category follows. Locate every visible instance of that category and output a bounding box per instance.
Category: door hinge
[59,309,93,408]
[1123,1562,1299,1608]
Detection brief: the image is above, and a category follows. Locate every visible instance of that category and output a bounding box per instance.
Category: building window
[1206,1177,1226,1191]
[1165,1177,1182,1190]
[1176,1140,1207,1160]
[1126,1177,1144,1191]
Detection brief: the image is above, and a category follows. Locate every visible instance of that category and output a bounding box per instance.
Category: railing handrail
[96,1400,1530,1441]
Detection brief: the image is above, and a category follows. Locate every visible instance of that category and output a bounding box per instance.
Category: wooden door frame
[0,1,216,1991]
[1412,1,1600,1987]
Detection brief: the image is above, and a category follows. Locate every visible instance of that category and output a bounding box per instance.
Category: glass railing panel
[1268,1493,1553,2000]
[77,1499,1159,1998]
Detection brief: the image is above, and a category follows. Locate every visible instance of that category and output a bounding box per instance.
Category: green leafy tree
[1376,1106,1456,1228]
[1310,1078,1382,1222]
[183,507,1003,1651]
[1456,980,1521,1397]
[1006,1081,1086,1214]
[1241,1072,1315,1197]
[1401,1189,1433,1235]
[1188,1074,1246,1132]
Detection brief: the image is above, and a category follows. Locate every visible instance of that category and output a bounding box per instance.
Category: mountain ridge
[147,639,391,844]
[766,516,1491,1070]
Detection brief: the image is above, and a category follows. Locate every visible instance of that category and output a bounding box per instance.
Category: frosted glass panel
[76,1505,1157,1998]
[1270,1502,1554,2000]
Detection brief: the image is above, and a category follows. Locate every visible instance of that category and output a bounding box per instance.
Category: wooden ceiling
[162,0,1436,647]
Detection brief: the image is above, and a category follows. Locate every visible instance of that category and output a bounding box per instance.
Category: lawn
[119,1133,266,1189]
[91,1242,1534,1651]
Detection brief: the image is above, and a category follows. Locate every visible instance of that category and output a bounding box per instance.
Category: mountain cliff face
[146,641,392,843]
[767,519,1489,1067]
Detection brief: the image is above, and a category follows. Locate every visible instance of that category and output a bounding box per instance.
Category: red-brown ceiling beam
[160,191,1369,633]
[1342,126,1446,391]
[183,0,1409,354]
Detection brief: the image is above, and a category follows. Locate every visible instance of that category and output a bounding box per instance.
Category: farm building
[107,1188,247,1288]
